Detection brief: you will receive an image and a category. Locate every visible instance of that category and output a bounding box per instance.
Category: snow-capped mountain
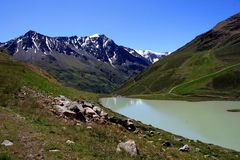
[135,50,170,63]
[0,30,154,93]
[1,31,150,66]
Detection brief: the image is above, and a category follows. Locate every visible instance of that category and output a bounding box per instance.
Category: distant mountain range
[116,13,240,99]
[0,31,167,93]
[135,50,170,63]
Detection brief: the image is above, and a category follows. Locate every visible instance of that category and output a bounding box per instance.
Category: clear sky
[1,0,240,52]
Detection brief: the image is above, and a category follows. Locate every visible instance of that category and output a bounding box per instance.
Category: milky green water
[100,97,240,151]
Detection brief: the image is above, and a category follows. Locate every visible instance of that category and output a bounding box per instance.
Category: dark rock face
[0,31,153,93]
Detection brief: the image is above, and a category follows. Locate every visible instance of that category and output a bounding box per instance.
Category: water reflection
[103,97,144,110]
[100,97,240,151]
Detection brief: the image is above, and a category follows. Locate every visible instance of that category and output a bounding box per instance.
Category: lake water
[100,97,240,151]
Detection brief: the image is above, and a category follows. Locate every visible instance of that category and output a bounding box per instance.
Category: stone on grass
[116,140,138,157]
[86,126,92,129]
[162,141,172,147]
[179,144,190,152]
[49,149,60,152]
[1,140,13,146]
[125,119,136,131]
[66,140,75,145]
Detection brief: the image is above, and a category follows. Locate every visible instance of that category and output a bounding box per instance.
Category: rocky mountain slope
[115,13,240,99]
[0,31,164,93]
[0,49,239,159]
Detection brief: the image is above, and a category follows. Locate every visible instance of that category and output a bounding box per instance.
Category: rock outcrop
[51,95,136,132]
[52,96,106,123]
[116,140,139,157]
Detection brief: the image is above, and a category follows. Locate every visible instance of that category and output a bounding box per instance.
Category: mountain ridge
[0,30,166,93]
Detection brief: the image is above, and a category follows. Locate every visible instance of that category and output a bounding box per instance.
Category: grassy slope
[115,14,240,100]
[34,54,128,93]
[1,49,240,159]
[0,50,98,102]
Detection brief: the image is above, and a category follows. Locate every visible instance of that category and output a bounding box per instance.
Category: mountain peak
[213,12,240,32]
[89,33,100,38]
[24,30,38,36]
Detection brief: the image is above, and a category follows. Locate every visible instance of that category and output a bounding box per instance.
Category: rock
[116,140,138,157]
[204,155,210,158]
[69,104,86,122]
[93,106,102,114]
[83,102,93,108]
[86,126,92,129]
[68,102,84,113]
[156,132,161,135]
[54,105,67,115]
[1,140,13,146]
[179,144,190,152]
[195,147,200,152]
[100,110,108,118]
[84,107,97,116]
[124,119,136,131]
[109,116,119,123]
[174,137,183,142]
[162,141,172,147]
[63,110,76,119]
[53,95,71,108]
[59,95,66,99]
[66,140,75,145]
[93,114,100,118]
[133,129,141,134]
[97,117,107,124]
[49,149,60,152]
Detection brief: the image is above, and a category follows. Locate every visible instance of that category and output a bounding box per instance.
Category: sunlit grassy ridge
[115,13,240,100]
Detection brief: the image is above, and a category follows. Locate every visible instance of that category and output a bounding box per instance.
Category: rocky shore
[8,86,240,159]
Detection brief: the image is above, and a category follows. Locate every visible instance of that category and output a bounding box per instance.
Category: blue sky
[1,0,240,52]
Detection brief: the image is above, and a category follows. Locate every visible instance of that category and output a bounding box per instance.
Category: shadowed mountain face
[116,13,240,98]
[0,31,155,93]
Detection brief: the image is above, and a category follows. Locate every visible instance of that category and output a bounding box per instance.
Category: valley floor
[1,87,240,160]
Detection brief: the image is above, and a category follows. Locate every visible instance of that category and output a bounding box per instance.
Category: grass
[170,63,240,95]
[0,50,99,102]
[1,50,240,159]
[115,26,240,100]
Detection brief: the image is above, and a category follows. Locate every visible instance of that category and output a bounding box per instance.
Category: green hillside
[115,13,240,100]
[0,48,97,102]
[1,49,239,159]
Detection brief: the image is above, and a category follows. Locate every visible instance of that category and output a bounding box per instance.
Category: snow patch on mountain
[135,49,170,63]
[89,34,100,38]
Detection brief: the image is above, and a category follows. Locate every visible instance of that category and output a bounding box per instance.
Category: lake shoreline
[101,97,240,152]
